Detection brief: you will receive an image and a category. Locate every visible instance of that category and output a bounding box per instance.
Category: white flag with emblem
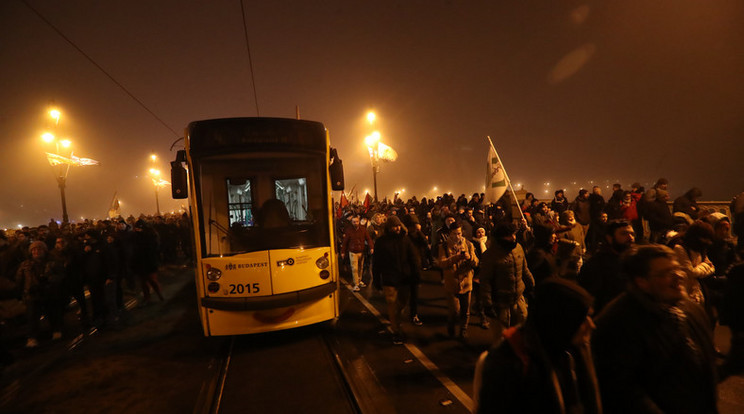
[485,144,507,204]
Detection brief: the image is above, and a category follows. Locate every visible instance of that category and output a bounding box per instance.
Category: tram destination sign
[188,117,326,154]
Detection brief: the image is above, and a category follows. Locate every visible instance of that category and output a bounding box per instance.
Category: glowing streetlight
[49,109,61,125]
[149,155,162,215]
[363,112,397,202]
[42,132,55,143]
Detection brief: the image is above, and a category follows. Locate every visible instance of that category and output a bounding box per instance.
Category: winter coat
[674,245,715,305]
[479,243,534,309]
[476,325,602,414]
[593,290,718,414]
[341,225,373,255]
[131,230,160,275]
[572,197,591,226]
[645,199,674,233]
[438,237,478,295]
[372,233,420,289]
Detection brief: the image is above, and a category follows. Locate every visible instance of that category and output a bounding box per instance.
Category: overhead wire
[239,0,261,116]
[20,0,180,137]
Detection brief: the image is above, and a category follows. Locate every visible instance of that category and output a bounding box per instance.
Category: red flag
[336,193,349,218]
[363,193,372,212]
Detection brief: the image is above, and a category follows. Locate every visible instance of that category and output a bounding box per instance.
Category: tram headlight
[319,270,330,280]
[315,253,329,269]
[207,282,220,293]
[206,266,222,281]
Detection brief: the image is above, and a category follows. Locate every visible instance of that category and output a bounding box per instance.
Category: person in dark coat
[578,220,636,314]
[722,263,744,379]
[131,220,164,305]
[674,187,704,221]
[16,241,66,347]
[592,244,719,414]
[372,216,420,344]
[479,222,534,341]
[474,278,601,414]
[81,230,116,328]
[645,189,675,243]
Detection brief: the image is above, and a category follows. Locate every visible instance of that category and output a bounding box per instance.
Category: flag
[46,152,73,166]
[108,195,121,218]
[378,142,398,162]
[363,193,372,212]
[152,177,171,187]
[485,144,507,204]
[71,154,100,166]
[336,192,349,218]
[46,152,100,167]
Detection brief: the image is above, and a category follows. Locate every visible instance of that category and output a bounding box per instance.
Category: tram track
[193,322,395,414]
[193,336,234,414]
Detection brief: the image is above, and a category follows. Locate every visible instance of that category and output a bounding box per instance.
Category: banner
[485,144,507,204]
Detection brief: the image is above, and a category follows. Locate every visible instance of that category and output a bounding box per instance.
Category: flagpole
[487,136,528,225]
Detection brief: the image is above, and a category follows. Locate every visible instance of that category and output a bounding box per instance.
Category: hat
[528,278,593,352]
[491,222,517,239]
[29,240,48,253]
[384,215,403,232]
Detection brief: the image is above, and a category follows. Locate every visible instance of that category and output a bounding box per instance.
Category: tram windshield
[194,151,330,256]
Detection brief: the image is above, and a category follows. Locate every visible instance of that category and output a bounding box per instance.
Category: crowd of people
[0,214,191,365]
[336,181,744,413]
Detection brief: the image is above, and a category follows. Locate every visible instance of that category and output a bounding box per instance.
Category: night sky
[2,1,743,229]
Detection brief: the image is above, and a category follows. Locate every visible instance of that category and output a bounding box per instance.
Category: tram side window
[275,178,309,222]
[227,178,254,227]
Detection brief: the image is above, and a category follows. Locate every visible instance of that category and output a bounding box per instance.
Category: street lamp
[365,132,381,202]
[148,153,171,216]
[41,109,71,223]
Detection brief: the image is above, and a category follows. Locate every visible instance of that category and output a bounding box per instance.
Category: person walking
[479,222,534,342]
[131,220,164,305]
[592,244,719,413]
[438,222,478,338]
[372,216,420,345]
[341,215,374,291]
[474,278,600,414]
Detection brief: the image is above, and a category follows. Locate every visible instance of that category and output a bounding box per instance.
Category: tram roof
[186,117,327,154]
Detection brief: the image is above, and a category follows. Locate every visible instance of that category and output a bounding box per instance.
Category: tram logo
[224,262,268,271]
[276,258,295,267]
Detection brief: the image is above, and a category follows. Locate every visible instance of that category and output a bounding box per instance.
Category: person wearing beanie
[593,245,718,413]
[16,239,65,347]
[474,278,600,414]
[479,222,534,341]
[372,215,420,345]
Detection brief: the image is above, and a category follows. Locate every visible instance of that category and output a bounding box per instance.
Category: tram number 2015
[229,283,260,294]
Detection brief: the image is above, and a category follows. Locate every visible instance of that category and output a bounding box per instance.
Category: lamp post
[149,152,162,216]
[42,108,72,223]
[365,131,380,202]
[149,153,171,216]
